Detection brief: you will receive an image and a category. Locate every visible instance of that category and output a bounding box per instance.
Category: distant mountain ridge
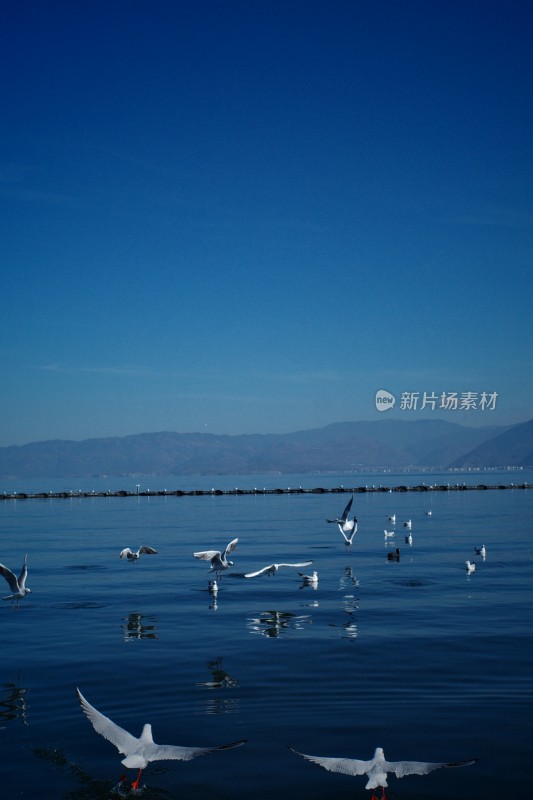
[1,418,531,479]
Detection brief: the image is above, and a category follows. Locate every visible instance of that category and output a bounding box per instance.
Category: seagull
[425,510,433,516]
[474,545,486,559]
[244,561,313,578]
[208,579,219,595]
[403,519,412,529]
[119,546,158,562]
[405,532,412,545]
[465,560,476,573]
[326,496,358,544]
[193,537,238,577]
[0,554,31,604]
[289,745,476,800]
[299,570,318,586]
[387,548,400,562]
[384,530,395,539]
[77,688,246,791]
[387,514,396,524]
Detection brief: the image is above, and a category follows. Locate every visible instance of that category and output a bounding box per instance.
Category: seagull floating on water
[289,745,476,800]
[120,546,158,563]
[465,560,476,573]
[474,545,486,559]
[405,532,412,545]
[193,537,238,577]
[244,561,313,578]
[77,688,246,791]
[384,530,395,539]
[0,554,31,604]
[327,496,358,544]
[387,514,396,524]
[299,570,318,587]
[403,519,412,529]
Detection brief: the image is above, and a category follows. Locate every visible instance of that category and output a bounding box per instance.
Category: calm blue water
[1,471,532,799]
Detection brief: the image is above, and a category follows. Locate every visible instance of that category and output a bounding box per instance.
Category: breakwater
[1,482,531,500]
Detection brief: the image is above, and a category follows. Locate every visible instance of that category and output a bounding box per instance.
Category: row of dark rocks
[1,483,531,500]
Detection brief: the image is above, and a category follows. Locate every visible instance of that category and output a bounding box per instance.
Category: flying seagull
[120,546,158,562]
[244,561,313,578]
[76,688,246,791]
[326,496,358,545]
[289,745,476,800]
[193,537,238,577]
[0,554,31,604]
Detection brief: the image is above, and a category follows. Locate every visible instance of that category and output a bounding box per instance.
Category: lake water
[1,470,532,799]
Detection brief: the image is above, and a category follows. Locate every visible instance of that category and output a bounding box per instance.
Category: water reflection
[196,657,239,715]
[339,565,359,590]
[33,746,173,798]
[0,681,28,726]
[247,610,312,638]
[122,612,158,641]
[333,567,359,639]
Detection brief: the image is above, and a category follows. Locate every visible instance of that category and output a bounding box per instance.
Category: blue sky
[1,0,532,446]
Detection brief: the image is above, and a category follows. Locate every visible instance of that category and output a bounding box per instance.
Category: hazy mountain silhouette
[1,418,529,479]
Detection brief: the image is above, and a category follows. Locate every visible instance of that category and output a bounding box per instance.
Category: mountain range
[1,418,531,479]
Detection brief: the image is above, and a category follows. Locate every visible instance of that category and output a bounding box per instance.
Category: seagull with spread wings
[326,496,358,545]
[193,537,238,577]
[0,554,31,604]
[289,745,476,800]
[244,561,313,578]
[119,546,158,563]
[77,688,246,791]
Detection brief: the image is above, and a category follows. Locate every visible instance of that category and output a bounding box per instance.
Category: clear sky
[1,0,532,446]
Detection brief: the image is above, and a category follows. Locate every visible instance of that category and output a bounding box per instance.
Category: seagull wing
[119,548,133,558]
[244,565,273,578]
[77,689,140,757]
[289,747,371,777]
[0,563,19,592]
[223,538,239,559]
[139,546,157,555]
[18,554,28,590]
[277,561,313,569]
[387,757,477,778]
[340,496,354,522]
[150,738,247,763]
[193,550,221,561]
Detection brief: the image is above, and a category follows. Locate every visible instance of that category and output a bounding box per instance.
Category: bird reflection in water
[326,567,359,639]
[0,680,29,727]
[122,612,158,641]
[247,610,312,638]
[196,657,239,715]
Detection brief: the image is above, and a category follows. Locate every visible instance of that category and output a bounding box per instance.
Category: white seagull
[327,497,358,544]
[387,514,396,524]
[403,519,412,529]
[193,537,238,577]
[405,532,412,545]
[384,530,395,539]
[244,561,313,578]
[465,560,476,573]
[77,688,246,791]
[474,545,486,559]
[289,745,476,800]
[119,546,158,563]
[0,554,31,604]
[299,570,318,586]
